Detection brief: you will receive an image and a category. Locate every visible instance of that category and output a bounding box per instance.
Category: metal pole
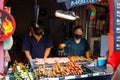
[34,0,39,26]
[86,9,91,44]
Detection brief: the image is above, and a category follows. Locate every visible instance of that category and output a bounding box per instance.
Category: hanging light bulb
[55,10,79,20]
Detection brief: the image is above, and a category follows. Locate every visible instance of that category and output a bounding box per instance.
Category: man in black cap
[22,20,53,61]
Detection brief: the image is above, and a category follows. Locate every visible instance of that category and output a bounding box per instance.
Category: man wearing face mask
[59,26,90,58]
[22,20,53,61]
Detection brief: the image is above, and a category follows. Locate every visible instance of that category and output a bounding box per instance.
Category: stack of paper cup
[97,57,107,67]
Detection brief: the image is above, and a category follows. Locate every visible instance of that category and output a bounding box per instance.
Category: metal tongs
[34,0,39,27]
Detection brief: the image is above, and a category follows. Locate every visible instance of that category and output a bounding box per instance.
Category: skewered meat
[66,61,83,75]
[68,56,87,62]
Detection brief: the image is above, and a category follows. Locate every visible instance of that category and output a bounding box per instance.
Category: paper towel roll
[3,36,13,50]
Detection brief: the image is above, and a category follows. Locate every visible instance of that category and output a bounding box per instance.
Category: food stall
[5,56,113,80]
[0,0,118,80]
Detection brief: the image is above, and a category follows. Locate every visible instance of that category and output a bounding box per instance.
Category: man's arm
[44,48,51,59]
[24,51,32,60]
[86,51,90,59]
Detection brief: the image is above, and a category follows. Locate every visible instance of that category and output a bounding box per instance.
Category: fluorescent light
[55,10,79,20]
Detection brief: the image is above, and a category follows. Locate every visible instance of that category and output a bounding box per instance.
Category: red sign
[0,9,16,41]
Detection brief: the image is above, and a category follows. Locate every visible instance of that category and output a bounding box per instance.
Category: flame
[2,17,13,36]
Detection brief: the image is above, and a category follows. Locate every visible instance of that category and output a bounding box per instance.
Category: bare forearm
[24,51,32,60]
[44,48,51,59]
[86,51,90,59]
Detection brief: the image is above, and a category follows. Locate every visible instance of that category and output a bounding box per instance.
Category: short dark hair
[73,26,83,33]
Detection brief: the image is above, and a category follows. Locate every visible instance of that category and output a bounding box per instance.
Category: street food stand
[0,0,119,80]
[6,57,113,80]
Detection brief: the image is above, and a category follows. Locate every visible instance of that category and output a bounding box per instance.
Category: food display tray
[32,65,112,80]
[76,60,92,65]
[30,59,92,71]
[7,63,113,80]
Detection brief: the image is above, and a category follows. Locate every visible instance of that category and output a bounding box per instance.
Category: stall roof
[5,0,108,7]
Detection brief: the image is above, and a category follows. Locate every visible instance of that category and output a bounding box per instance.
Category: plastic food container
[97,57,107,67]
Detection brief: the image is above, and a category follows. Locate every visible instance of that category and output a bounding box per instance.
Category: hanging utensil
[34,0,39,27]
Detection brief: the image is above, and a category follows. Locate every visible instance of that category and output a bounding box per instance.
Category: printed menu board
[57,0,98,9]
[114,0,120,51]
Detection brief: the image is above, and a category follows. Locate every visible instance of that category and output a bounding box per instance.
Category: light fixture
[55,10,79,20]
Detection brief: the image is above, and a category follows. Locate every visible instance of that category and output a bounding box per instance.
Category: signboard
[0,9,16,41]
[57,0,98,9]
[114,0,120,51]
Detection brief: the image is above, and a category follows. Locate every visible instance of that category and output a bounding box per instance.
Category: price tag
[99,72,106,75]
[81,74,88,78]
[65,75,75,79]
[45,78,59,80]
[93,72,99,76]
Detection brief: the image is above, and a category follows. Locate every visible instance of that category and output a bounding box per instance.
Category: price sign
[93,72,99,76]
[65,75,76,79]
[81,74,88,78]
[46,78,59,80]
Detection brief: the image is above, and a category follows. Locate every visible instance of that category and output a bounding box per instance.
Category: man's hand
[35,58,45,65]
